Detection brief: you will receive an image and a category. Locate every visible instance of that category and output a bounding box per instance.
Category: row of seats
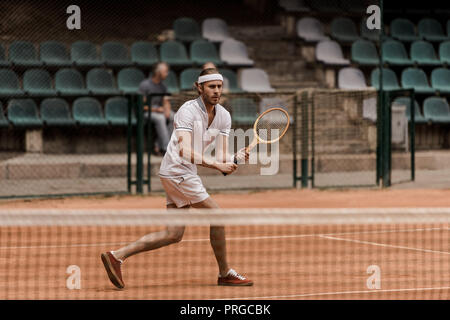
[0,39,254,68]
[391,96,450,124]
[0,67,274,96]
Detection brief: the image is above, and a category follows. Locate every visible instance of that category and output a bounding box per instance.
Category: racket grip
[222,156,238,176]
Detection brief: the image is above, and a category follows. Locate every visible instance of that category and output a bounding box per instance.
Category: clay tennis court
[0,189,449,299]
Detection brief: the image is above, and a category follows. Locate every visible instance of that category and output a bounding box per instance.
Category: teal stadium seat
[190,40,223,66]
[370,68,401,90]
[105,96,136,126]
[9,41,43,67]
[180,68,202,91]
[431,68,450,94]
[351,39,379,66]
[71,41,103,67]
[72,97,108,126]
[382,40,413,66]
[23,69,57,96]
[0,44,11,67]
[40,41,71,67]
[160,41,192,67]
[230,97,258,125]
[423,96,450,123]
[163,70,179,94]
[55,68,89,96]
[86,68,120,95]
[392,97,427,123]
[7,99,43,127]
[101,42,133,67]
[390,18,420,42]
[418,18,448,42]
[173,17,203,43]
[439,41,450,64]
[401,68,435,94]
[131,41,158,67]
[330,17,359,43]
[0,69,25,97]
[219,69,243,93]
[0,102,9,127]
[117,68,145,94]
[410,40,441,66]
[40,98,76,126]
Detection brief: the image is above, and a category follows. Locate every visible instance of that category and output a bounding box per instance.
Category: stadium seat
[86,68,121,95]
[9,41,43,67]
[101,42,133,67]
[71,41,103,67]
[160,41,192,67]
[180,68,202,91]
[202,18,232,42]
[296,17,329,42]
[220,39,254,67]
[40,41,71,67]
[7,99,43,127]
[390,18,420,42]
[418,18,448,42]
[105,96,136,126]
[330,17,359,43]
[162,70,179,94]
[338,67,367,89]
[308,0,342,13]
[230,97,258,125]
[360,18,380,42]
[401,68,435,94]
[0,102,9,127]
[117,68,145,94]
[55,68,90,96]
[219,69,243,93]
[40,98,76,126]
[431,68,450,94]
[131,41,158,67]
[315,40,350,66]
[0,44,11,67]
[423,96,450,123]
[392,97,427,123]
[382,40,413,66]
[239,68,275,93]
[278,0,310,12]
[23,69,57,96]
[351,39,379,66]
[370,68,401,90]
[173,17,203,43]
[72,97,108,126]
[439,41,450,64]
[410,40,441,66]
[190,40,223,66]
[0,69,25,97]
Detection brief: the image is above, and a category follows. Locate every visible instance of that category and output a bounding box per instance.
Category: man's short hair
[152,62,168,75]
[199,68,219,77]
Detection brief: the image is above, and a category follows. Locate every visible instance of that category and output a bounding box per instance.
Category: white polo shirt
[159,96,231,178]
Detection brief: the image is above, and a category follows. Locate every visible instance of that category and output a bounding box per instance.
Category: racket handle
[222,156,238,176]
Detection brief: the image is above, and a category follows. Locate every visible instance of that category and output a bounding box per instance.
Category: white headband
[198,74,223,84]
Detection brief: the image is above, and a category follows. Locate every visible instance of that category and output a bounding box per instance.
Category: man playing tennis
[101,68,253,288]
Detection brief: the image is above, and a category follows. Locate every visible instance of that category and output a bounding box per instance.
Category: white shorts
[160,175,210,208]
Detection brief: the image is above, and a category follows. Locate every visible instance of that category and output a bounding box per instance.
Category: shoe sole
[218,282,254,286]
[101,253,124,289]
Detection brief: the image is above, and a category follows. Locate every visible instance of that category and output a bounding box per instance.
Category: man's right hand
[215,162,238,175]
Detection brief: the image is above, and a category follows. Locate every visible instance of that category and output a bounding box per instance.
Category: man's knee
[166,228,184,243]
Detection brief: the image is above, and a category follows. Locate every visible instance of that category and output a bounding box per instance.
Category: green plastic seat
[0,44,11,67]
[180,68,202,91]
[219,69,243,93]
[7,99,43,127]
[0,102,9,127]
[423,96,450,123]
[370,68,401,90]
[418,18,448,42]
[101,42,133,67]
[173,17,203,42]
[361,18,380,42]
[55,68,89,96]
[401,68,435,94]
[163,70,179,94]
[230,97,258,125]
[390,18,420,42]
[410,40,441,66]
[71,41,103,67]
[382,40,413,66]
[117,68,145,94]
[351,39,379,66]
[0,69,25,97]
[131,41,158,67]
[392,97,427,123]
[431,68,450,94]
[40,41,71,67]
[86,68,120,95]
[439,41,450,64]
[23,69,57,96]
[40,98,76,126]
[105,96,136,126]
[73,97,108,126]
[160,41,192,66]
[190,40,223,66]
[330,17,359,43]
[9,41,43,67]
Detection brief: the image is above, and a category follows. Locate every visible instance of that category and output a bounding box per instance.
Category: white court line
[320,235,450,255]
[215,286,450,300]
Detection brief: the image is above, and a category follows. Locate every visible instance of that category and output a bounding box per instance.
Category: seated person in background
[202,62,229,93]
[139,62,174,155]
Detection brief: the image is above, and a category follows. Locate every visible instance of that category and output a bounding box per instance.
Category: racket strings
[255,109,289,143]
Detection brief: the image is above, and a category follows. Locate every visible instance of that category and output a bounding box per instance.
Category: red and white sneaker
[101,251,125,289]
[218,269,253,286]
